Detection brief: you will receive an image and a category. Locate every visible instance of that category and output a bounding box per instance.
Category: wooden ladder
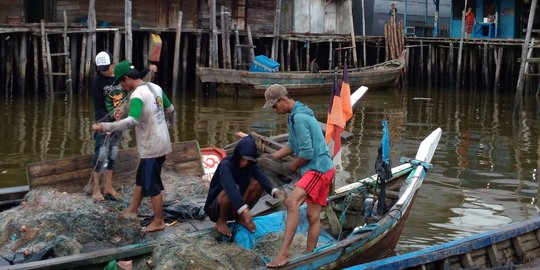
[516,0,539,94]
[40,11,72,98]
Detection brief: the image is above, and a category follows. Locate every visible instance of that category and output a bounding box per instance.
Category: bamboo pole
[172,11,183,96]
[220,6,226,68]
[271,0,282,61]
[124,0,132,62]
[224,7,232,69]
[456,0,468,88]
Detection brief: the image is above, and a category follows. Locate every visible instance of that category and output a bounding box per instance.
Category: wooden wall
[0,0,24,24]
[246,0,276,32]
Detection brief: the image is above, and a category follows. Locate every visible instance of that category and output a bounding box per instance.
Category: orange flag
[325,64,353,158]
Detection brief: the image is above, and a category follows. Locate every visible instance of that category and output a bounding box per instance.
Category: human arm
[217,163,247,214]
[289,114,314,171]
[162,91,175,127]
[92,98,142,132]
[271,145,293,159]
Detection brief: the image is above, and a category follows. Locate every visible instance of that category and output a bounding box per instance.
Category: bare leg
[215,191,233,237]
[123,186,143,220]
[103,169,120,197]
[143,192,165,232]
[267,187,307,268]
[92,172,104,201]
[306,202,322,252]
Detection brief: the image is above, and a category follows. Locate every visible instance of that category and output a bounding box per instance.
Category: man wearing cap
[92,60,175,233]
[90,51,126,202]
[203,135,284,237]
[262,84,335,268]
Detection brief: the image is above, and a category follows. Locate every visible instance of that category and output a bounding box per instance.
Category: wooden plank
[486,243,501,267]
[461,252,474,268]
[5,244,155,270]
[27,141,203,192]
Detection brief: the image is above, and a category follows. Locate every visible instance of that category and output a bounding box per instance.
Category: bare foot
[142,220,165,233]
[104,189,120,199]
[237,216,256,232]
[215,220,232,237]
[267,253,289,268]
[92,191,105,202]
[121,210,138,221]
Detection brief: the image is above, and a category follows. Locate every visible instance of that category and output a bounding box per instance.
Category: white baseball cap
[95,51,112,72]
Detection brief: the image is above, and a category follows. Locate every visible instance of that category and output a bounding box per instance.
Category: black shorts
[135,156,166,197]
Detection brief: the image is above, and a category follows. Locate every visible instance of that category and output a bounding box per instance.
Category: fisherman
[92,60,174,233]
[204,135,284,237]
[90,51,125,202]
[262,84,335,268]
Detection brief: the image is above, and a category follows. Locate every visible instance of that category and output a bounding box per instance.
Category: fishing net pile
[0,170,210,262]
[0,188,142,260]
[129,230,310,270]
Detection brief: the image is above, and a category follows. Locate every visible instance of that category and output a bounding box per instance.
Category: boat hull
[197,59,403,97]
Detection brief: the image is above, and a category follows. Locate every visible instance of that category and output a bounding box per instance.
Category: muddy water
[1,86,539,255]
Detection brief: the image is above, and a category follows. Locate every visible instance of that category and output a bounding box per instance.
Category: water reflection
[0,86,540,255]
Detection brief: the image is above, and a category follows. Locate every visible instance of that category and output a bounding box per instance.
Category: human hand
[149,64,158,73]
[92,123,104,133]
[273,189,286,201]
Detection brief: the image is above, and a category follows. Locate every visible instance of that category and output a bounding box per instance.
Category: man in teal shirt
[263,84,335,268]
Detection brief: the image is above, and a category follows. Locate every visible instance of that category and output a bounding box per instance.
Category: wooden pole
[456,0,468,88]
[305,41,310,71]
[246,25,255,64]
[347,0,358,67]
[78,34,87,93]
[210,0,218,68]
[494,47,503,92]
[172,11,183,96]
[279,40,284,71]
[70,33,77,93]
[419,41,424,83]
[328,40,333,70]
[87,0,96,85]
[449,42,454,86]
[197,33,202,68]
[40,20,51,97]
[63,10,72,95]
[361,0,366,66]
[483,43,489,90]
[427,44,432,88]
[287,39,291,71]
[124,0,132,62]
[19,33,27,96]
[113,30,121,63]
[271,0,282,61]
[516,0,537,97]
[32,35,39,94]
[182,35,188,91]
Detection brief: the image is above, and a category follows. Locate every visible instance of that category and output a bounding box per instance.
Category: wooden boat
[347,216,540,270]
[0,185,29,211]
[25,140,204,193]
[197,58,404,97]
[7,127,442,269]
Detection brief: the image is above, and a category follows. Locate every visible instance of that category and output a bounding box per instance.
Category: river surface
[1,85,539,255]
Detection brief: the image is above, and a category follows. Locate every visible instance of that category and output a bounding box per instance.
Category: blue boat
[347,216,540,270]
